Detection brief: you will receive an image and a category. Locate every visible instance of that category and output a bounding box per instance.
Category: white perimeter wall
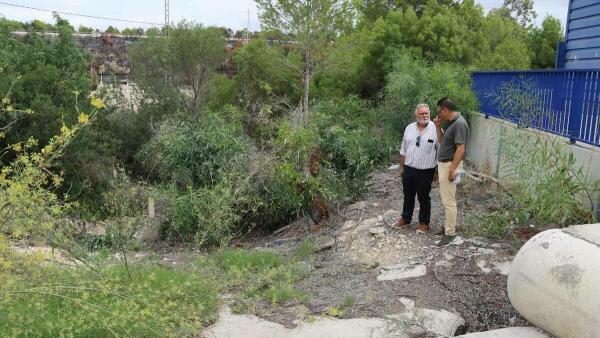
[466,113,600,218]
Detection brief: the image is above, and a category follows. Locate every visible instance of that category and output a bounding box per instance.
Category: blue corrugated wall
[564,0,600,69]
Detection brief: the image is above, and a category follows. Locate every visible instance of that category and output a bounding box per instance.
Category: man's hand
[398,168,404,178]
[433,116,441,128]
[433,170,438,182]
[449,168,456,182]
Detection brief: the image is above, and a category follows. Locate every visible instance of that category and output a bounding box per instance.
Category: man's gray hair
[414,103,430,112]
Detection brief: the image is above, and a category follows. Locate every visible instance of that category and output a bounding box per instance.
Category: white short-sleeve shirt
[399,121,438,170]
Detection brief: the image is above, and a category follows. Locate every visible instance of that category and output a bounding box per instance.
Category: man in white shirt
[395,103,438,233]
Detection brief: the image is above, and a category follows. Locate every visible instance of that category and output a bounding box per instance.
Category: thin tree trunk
[297,64,313,124]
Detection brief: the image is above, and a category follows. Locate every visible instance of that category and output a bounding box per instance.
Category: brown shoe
[416,223,429,234]
[394,218,410,228]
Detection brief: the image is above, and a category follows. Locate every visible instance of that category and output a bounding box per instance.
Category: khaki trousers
[438,161,463,236]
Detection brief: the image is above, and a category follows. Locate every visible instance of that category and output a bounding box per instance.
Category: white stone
[388,164,400,171]
[458,327,550,337]
[342,220,358,231]
[369,227,386,236]
[476,248,497,255]
[377,264,427,281]
[507,226,600,338]
[476,259,492,274]
[493,260,512,276]
[203,304,465,338]
[383,210,402,226]
[465,237,489,246]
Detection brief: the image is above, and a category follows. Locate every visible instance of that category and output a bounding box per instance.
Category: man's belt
[439,159,453,163]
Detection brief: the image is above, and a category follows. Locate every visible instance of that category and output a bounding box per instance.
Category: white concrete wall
[466,113,600,217]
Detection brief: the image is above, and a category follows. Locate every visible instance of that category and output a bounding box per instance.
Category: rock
[477,259,492,274]
[383,210,402,226]
[493,260,512,276]
[347,201,367,211]
[377,264,427,281]
[204,304,463,338]
[452,236,465,246]
[457,327,550,337]
[341,220,357,231]
[476,248,497,255]
[315,240,335,252]
[359,217,382,229]
[388,164,400,171]
[465,237,489,247]
[369,227,386,236]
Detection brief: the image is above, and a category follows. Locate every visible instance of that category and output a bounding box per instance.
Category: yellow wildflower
[90,96,106,109]
[77,113,90,124]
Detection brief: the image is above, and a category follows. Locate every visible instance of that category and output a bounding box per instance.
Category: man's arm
[434,117,443,143]
[399,155,406,177]
[449,144,465,182]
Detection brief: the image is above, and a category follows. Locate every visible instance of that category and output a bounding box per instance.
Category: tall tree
[130,21,225,114]
[529,16,563,69]
[502,0,536,27]
[256,0,352,123]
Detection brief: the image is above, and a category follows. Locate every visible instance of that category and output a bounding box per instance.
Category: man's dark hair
[436,97,458,112]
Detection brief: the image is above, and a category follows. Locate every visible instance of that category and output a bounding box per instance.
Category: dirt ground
[241,168,531,334]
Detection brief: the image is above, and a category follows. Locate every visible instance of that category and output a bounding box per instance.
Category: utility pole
[164,0,170,36]
[245,9,250,44]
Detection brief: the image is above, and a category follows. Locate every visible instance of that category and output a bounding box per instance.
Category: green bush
[383,49,478,135]
[138,109,250,189]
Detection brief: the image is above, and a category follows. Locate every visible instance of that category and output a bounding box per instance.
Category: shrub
[138,109,250,189]
[383,49,478,136]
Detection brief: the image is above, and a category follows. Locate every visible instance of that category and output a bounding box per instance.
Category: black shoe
[434,228,446,236]
[437,235,457,247]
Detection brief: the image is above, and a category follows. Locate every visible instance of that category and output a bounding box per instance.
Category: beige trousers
[438,161,464,236]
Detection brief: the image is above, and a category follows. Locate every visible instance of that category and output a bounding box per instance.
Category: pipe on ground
[507,224,600,338]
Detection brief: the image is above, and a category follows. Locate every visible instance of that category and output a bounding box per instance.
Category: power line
[0,1,163,26]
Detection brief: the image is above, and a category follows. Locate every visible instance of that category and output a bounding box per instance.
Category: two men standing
[396,97,469,247]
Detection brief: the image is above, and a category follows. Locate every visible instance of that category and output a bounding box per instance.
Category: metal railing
[472,69,600,147]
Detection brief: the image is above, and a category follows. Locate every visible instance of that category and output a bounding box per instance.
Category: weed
[294,238,317,260]
[342,295,356,308]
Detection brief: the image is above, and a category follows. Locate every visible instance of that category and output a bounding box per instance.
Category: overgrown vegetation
[0,0,590,334]
[465,79,599,239]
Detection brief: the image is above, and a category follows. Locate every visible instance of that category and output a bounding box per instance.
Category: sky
[0,0,570,32]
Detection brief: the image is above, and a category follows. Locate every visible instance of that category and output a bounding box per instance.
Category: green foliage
[77,25,95,33]
[359,0,534,95]
[256,0,353,118]
[471,80,598,235]
[383,50,478,134]
[166,180,241,246]
[294,238,317,260]
[313,29,374,98]
[232,38,300,140]
[214,248,308,308]
[0,264,219,337]
[105,25,120,33]
[529,16,564,69]
[130,21,226,114]
[138,109,250,188]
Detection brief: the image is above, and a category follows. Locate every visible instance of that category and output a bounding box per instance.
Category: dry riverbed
[220,169,534,336]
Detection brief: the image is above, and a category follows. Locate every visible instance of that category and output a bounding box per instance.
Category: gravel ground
[243,168,531,334]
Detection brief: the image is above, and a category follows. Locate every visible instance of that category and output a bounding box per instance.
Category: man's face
[436,106,449,121]
[415,107,430,125]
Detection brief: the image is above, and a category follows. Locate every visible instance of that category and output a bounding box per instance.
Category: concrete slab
[458,327,550,337]
[203,304,465,338]
[377,264,427,281]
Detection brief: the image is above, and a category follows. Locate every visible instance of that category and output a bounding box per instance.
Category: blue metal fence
[472,69,600,147]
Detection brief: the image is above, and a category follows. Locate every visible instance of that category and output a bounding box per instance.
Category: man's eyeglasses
[416,135,421,147]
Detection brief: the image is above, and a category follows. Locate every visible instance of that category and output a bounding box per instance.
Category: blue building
[558,0,600,69]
